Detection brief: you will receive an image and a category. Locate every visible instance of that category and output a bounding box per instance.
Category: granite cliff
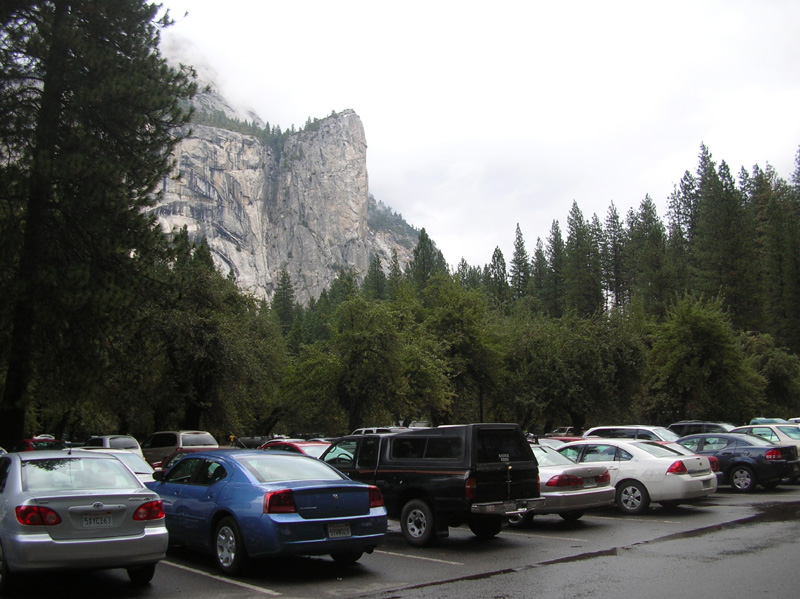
[152,41,416,304]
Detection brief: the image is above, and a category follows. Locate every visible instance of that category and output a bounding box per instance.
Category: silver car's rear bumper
[4,525,168,572]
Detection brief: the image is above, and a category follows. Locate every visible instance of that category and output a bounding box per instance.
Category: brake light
[369,485,384,508]
[666,460,688,474]
[133,500,165,521]
[465,477,477,499]
[595,470,611,484]
[765,449,783,461]
[545,474,582,487]
[16,505,62,526]
[707,456,721,472]
[265,489,297,513]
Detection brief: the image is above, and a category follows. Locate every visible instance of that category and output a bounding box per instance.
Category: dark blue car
[146,449,387,574]
[677,433,800,493]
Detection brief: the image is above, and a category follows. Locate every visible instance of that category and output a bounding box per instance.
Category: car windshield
[299,444,330,458]
[530,446,577,467]
[776,426,800,439]
[634,442,686,458]
[181,433,217,446]
[238,454,346,483]
[22,457,141,491]
[652,427,681,442]
[111,453,153,474]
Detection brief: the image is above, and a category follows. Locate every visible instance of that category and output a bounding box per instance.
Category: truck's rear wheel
[400,499,437,546]
[468,516,502,539]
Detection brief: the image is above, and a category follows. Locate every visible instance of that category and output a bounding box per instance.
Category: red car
[11,437,68,452]
[257,439,331,459]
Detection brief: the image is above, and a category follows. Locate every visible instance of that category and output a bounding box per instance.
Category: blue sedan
[146,449,387,575]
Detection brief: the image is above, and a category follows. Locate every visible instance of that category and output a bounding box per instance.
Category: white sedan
[557,439,717,514]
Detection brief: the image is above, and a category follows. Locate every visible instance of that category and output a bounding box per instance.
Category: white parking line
[591,515,681,524]
[504,531,589,542]
[163,560,282,595]
[374,550,464,565]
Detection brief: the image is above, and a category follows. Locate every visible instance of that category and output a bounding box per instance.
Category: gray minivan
[140,430,218,465]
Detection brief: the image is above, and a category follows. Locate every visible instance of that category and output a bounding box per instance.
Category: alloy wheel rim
[621,486,642,510]
[216,526,236,567]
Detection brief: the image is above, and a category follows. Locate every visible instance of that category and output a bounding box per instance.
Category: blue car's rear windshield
[238,454,346,483]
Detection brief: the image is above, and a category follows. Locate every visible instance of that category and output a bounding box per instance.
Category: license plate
[328,523,351,538]
[583,477,596,488]
[83,513,113,528]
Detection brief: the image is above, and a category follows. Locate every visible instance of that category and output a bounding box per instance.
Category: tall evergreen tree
[626,196,671,317]
[531,237,548,307]
[405,228,448,291]
[361,254,388,301]
[564,202,604,317]
[0,0,195,446]
[544,221,566,317]
[485,247,509,306]
[509,224,531,301]
[602,202,627,309]
[271,268,297,336]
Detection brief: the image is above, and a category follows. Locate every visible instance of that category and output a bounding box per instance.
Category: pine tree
[565,202,603,317]
[271,269,297,336]
[485,247,509,305]
[405,228,448,291]
[362,254,387,300]
[509,224,531,301]
[544,221,566,317]
[0,0,196,446]
[602,202,627,309]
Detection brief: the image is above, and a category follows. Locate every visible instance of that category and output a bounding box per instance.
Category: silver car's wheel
[215,517,249,575]
[616,480,650,514]
[730,466,756,493]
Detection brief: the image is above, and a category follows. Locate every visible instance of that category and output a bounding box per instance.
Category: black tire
[0,541,15,594]
[559,511,584,521]
[214,517,250,575]
[507,512,534,528]
[468,516,502,539]
[616,480,650,514]
[400,499,437,547]
[729,465,757,493]
[127,563,156,585]
[330,551,363,564]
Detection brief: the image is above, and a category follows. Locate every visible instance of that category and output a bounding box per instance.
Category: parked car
[557,439,717,514]
[147,449,387,575]
[749,417,789,424]
[583,425,681,442]
[730,424,800,455]
[257,439,331,458]
[0,450,167,590]
[10,437,68,452]
[152,446,231,472]
[510,445,615,526]
[668,421,735,436]
[528,435,566,448]
[350,427,409,435]
[140,430,218,466]
[676,433,800,492]
[83,435,144,459]
[320,424,544,546]
[546,426,577,437]
[96,449,157,484]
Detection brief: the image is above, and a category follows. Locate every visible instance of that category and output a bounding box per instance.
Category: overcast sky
[159,0,800,268]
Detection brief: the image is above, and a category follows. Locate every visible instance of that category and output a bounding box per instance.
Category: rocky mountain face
[149,58,416,304]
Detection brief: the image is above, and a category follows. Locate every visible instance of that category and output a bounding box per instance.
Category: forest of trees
[2,1,799,448]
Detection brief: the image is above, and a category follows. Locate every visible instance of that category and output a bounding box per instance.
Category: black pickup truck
[320,423,544,546]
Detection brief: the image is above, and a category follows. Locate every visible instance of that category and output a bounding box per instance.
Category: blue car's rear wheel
[215,517,249,575]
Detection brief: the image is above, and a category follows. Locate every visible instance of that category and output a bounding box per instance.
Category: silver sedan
[511,444,616,526]
[0,450,168,591]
